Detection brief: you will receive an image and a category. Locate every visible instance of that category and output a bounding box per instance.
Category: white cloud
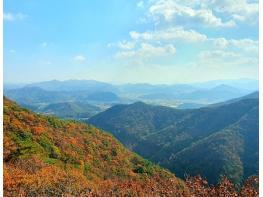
[207,0,258,24]
[4,12,28,21]
[107,43,114,48]
[148,0,236,27]
[229,39,258,50]
[137,1,144,8]
[40,42,48,48]
[201,38,258,67]
[9,49,16,53]
[4,13,14,21]
[137,17,148,24]
[194,9,236,27]
[108,41,136,50]
[145,0,257,26]
[46,61,52,65]
[115,43,176,59]
[130,27,207,42]
[212,38,258,52]
[110,0,258,75]
[73,55,86,62]
[212,37,229,49]
[118,41,136,50]
[197,48,258,69]
[198,50,239,60]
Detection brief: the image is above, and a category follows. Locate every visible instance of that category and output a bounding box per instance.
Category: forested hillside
[88,96,259,184]
[3,97,189,196]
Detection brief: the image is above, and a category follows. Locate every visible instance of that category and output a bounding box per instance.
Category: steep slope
[88,102,188,149]
[88,97,258,184]
[167,105,258,183]
[3,97,189,196]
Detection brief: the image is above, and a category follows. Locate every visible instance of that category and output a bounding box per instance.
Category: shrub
[111,148,118,156]
[38,135,61,159]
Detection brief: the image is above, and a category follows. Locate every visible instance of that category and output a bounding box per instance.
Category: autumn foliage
[3,98,190,196]
[3,97,259,196]
[186,175,258,197]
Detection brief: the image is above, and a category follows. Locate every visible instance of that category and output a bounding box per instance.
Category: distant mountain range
[88,92,259,184]
[4,86,121,104]
[25,79,117,92]
[5,79,258,92]
[192,79,259,90]
[139,84,251,103]
[4,79,258,110]
[4,86,123,120]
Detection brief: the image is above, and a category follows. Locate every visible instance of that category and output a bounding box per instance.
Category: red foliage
[186,175,259,197]
[31,126,45,135]
[3,98,259,196]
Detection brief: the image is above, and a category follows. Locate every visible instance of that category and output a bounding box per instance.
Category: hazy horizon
[4,77,259,87]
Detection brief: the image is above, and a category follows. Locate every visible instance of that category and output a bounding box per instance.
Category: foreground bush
[186,175,258,197]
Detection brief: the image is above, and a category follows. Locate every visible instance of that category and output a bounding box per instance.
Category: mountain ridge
[88,95,259,184]
[3,97,189,196]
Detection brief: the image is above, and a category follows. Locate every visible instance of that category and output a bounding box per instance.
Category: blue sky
[4,0,259,84]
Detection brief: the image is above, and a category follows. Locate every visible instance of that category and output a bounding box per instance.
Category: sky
[4,0,259,84]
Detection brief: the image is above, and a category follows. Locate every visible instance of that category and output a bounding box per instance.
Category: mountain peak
[132,101,147,106]
[211,84,237,90]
